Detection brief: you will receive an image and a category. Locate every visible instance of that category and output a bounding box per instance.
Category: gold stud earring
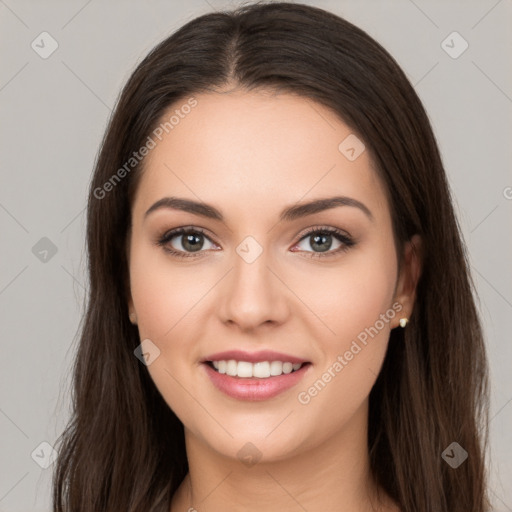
[399,318,408,328]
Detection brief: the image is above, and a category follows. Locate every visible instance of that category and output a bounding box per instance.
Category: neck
[170,401,396,512]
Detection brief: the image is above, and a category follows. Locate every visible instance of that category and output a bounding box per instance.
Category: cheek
[128,243,211,427]
[129,242,214,341]
[293,235,398,348]
[293,236,398,438]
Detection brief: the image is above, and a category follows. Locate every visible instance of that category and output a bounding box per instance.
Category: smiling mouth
[204,360,311,379]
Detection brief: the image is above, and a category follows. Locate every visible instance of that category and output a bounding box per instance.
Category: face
[127,88,417,463]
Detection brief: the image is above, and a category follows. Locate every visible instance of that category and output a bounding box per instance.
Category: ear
[392,234,422,328]
[128,301,137,325]
[125,226,137,325]
[126,284,137,325]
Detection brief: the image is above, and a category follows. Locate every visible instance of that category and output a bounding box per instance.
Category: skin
[126,88,422,512]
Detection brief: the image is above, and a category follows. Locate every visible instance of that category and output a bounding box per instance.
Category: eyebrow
[144,195,373,222]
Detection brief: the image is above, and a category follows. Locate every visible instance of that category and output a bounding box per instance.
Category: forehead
[132,90,388,221]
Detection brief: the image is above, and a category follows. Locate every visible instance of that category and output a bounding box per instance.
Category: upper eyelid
[296,225,352,240]
[161,226,217,244]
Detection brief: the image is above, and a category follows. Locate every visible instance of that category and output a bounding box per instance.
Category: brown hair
[52,2,489,511]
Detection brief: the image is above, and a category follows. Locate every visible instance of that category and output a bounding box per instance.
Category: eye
[156,227,218,258]
[292,227,355,257]
[156,225,355,260]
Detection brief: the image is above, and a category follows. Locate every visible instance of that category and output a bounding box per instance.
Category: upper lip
[202,350,309,365]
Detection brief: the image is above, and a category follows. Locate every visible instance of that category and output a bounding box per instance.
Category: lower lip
[202,363,311,401]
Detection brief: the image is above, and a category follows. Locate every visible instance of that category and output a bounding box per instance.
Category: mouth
[200,353,312,401]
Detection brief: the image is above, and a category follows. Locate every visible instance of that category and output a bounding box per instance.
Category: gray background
[0,0,511,510]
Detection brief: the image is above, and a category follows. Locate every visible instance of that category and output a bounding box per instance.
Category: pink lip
[202,362,312,401]
[202,350,308,364]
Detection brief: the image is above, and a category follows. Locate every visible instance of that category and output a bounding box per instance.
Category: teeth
[237,361,253,378]
[226,359,238,376]
[209,359,304,378]
[270,361,283,376]
[253,361,270,378]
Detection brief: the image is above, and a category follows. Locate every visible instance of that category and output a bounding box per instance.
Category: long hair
[52,2,489,511]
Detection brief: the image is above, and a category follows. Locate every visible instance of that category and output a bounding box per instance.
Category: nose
[217,245,290,332]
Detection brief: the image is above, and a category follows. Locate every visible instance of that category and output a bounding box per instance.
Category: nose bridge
[218,235,288,329]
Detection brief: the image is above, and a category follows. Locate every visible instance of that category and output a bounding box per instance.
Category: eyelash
[155,225,355,260]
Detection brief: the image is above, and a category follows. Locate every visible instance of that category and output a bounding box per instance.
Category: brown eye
[175,231,206,252]
[306,233,336,252]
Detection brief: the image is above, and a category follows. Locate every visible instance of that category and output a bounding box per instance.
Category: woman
[52,2,489,511]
